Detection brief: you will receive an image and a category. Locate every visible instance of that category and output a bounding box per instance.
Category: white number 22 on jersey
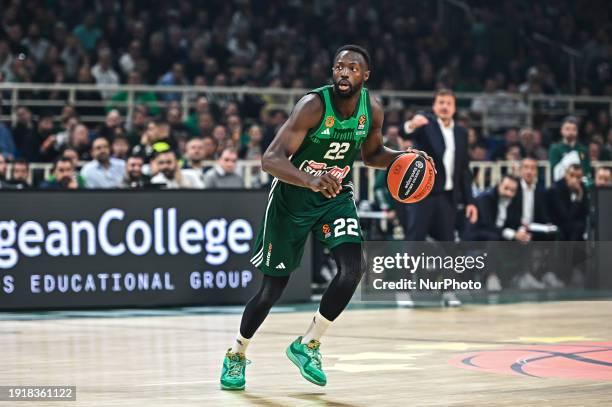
[324,142,350,160]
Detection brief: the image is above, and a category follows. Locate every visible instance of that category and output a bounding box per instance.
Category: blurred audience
[202,147,243,188]
[80,137,125,188]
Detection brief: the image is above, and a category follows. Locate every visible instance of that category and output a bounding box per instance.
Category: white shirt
[520,179,535,225]
[151,170,203,189]
[437,118,455,191]
[80,158,125,188]
[496,196,517,240]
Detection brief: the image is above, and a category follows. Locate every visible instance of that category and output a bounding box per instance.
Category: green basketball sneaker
[286,336,327,386]
[220,349,249,390]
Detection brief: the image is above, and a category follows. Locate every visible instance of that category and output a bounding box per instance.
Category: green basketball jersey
[288,84,371,203]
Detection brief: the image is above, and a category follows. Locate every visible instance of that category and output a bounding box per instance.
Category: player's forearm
[363,146,404,169]
[261,151,313,188]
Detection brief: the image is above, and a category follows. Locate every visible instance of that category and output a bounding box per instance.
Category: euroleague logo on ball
[387,153,435,204]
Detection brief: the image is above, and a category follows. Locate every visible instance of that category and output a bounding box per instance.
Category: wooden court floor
[2,301,612,406]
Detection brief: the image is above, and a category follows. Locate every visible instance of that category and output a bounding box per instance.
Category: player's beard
[333,80,357,99]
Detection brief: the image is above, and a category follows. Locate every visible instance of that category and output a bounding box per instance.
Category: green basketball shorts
[250,179,363,276]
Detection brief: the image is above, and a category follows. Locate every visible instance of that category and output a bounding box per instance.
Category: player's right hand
[308,173,342,198]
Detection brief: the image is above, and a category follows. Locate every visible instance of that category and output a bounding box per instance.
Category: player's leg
[221,275,289,390]
[286,199,363,386]
[222,182,313,390]
[233,274,290,353]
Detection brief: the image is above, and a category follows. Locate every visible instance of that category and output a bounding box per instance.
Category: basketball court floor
[2,301,611,406]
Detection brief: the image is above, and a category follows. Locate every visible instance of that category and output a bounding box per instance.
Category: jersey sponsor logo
[358,114,367,130]
[299,160,350,182]
[325,116,335,128]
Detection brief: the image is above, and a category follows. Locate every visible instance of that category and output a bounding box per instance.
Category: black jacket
[547,180,589,240]
[406,112,474,205]
[466,186,522,240]
[515,181,549,224]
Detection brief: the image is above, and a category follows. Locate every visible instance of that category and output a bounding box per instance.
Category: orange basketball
[386,152,435,203]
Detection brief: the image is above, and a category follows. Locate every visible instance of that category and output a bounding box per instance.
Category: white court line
[135,380,219,387]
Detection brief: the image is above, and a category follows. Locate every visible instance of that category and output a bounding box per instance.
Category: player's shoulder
[293,93,325,118]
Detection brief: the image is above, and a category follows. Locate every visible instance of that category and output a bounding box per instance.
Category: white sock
[230,332,251,354]
[301,311,332,344]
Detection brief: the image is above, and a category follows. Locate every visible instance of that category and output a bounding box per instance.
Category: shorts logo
[357,114,366,130]
[325,116,335,128]
[322,224,331,239]
[266,243,272,267]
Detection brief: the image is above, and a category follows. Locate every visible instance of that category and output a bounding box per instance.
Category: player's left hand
[406,147,437,174]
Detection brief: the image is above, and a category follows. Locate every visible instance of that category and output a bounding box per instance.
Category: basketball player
[220,45,434,389]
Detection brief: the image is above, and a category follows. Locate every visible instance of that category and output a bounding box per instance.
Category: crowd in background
[0,0,611,191]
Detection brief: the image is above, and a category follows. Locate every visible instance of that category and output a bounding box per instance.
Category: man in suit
[464,175,527,242]
[516,157,549,226]
[402,88,478,241]
[547,164,589,241]
[464,175,527,291]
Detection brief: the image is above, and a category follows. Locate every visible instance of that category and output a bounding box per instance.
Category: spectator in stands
[121,155,150,189]
[197,113,216,138]
[202,136,218,160]
[547,164,589,240]
[112,137,130,160]
[166,106,191,141]
[91,47,119,100]
[119,40,141,76]
[58,147,87,188]
[37,114,61,162]
[12,106,40,161]
[131,120,177,163]
[504,144,522,162]
[464,175,527,242]
[158,63,188,102]
[186,97,211,135]
[588,139,605,162]
[21,23,50,63]
[68,123,91,161]
[73,13,102,53]
[519,127,547,160]
[150,149,202,189]
[182,138,208,171]
[202,147,243,189]
[55,115,79,151]
[239,124,263,160]
[549,116,591,182]
[8,158,30,189]
[39,157,79,189]
[594,167,612,188]
[80,136,125,188]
